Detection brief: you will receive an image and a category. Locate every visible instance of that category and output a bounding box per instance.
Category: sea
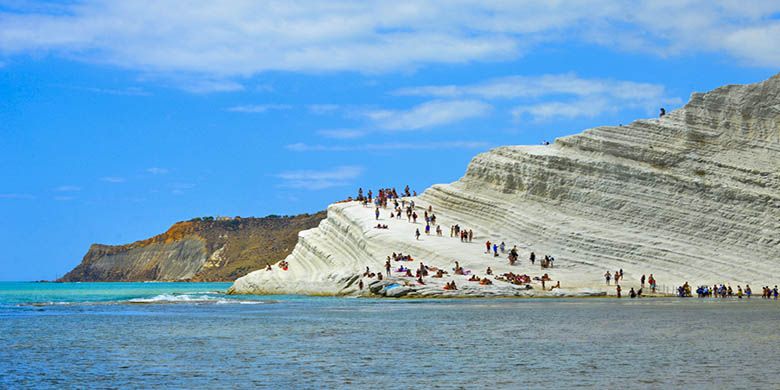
[2,281,779,389]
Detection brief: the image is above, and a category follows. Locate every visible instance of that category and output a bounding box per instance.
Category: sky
[1,1,779,281]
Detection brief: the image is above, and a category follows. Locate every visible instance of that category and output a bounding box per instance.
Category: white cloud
[317,129,366,139]
[226,104,292,113]
[395,73,668,100]
[276,165,363,190]
[722,23,780,67]
[1,1,777,89]
[146,167,169,175]
[169,182,195,195]
[179,79,245,94]
[512,99,613,121]
[0,193,34,200]
[62,85,150,96]
[54,185,81,192]
[287,141,489,152]
[308,104,340,115]
[101,176,126,183]
[365,100,491,130]
[397,73,681,122]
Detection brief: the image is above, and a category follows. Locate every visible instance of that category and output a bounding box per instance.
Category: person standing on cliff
[641,274,646,287]
[385,260,391,277]
[375,207,380,220]
[415,228,420,240]
[605,271,612,285]
[659,107,666,117]
[616,284,622,298]
[530,251,535,265]
[468,229,473,242]
[485,241,491,254]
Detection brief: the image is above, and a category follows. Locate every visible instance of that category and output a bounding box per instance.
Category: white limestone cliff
[230,74,780,297]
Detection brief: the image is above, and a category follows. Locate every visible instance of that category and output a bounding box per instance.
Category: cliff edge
[59,212,326,282]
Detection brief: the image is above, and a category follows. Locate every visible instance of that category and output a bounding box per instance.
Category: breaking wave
[127,293,266,304]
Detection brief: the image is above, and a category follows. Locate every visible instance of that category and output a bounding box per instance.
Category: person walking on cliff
[415,228,421,240]
[641,274,646,287]
[375,207,380,220]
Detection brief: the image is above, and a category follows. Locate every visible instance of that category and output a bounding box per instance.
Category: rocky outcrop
[230,74,780,296]
[59,213,326,282]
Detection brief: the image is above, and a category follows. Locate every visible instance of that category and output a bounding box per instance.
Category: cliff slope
[230,74,780,297]
[59,212,326,282]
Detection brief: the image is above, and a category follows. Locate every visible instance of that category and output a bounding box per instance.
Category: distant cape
[59,212,326,282]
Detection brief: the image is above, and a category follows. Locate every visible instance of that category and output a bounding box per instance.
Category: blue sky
[1,1,779,280]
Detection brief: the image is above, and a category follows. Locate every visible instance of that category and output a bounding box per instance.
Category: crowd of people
[269,186,771,301]
[678,283,780,299]
[355,185,565,293]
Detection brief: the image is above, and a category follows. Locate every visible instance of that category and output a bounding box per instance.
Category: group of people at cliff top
[356,186,416,208]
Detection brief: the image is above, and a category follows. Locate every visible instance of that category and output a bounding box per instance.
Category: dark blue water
[2,282,779,388]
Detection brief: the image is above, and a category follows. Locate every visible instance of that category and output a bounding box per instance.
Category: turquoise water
[2,282,780,388]
[0,281,236,306]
